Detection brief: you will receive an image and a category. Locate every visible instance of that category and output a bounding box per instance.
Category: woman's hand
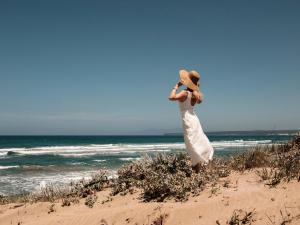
[174,81,182,89]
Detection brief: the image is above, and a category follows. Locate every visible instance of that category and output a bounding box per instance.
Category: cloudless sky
[0,0,299,135]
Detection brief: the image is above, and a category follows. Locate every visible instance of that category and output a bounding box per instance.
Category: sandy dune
[1,170,300,225]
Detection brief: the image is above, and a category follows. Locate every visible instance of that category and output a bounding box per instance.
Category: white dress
[179,91,214,166]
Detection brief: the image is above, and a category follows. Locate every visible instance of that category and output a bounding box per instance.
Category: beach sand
[1,169,300,225]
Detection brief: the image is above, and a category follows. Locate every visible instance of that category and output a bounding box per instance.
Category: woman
[168,69,214,172]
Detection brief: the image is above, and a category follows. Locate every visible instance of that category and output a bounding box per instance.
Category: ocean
[0,131,297,196]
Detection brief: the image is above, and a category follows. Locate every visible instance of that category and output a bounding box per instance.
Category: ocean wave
[0,143,184,157]
[119,157,141,161]
[211,140,272,149]
[93,159,106,162]
[59,153,99,157]
[0,168,119,196]
[0,140,272,158]
[68,162,87,165]
[20,165,57,172]
[273,133,295,136]
[0,165,19,170]
[0,170,100,195]
[0,165,60,171]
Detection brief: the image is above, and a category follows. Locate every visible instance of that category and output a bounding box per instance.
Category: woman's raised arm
[168,82,187,101]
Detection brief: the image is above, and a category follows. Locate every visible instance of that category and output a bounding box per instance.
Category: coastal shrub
[112,152,230,202]
[255,168,283,187]
[35,184,68,202]
[0,190,36,205]
[61,194,80,207]
[254,134,300,186]
[270,135,300,182]
[27,169,109,205]
[270,135,300,155]
[140,153,205,201]
[68,169,110,198]
[229,146,270,172]
[206,157,231,179]
[255,168,273,181]
[111,155,152,196]
[1,169,110,205]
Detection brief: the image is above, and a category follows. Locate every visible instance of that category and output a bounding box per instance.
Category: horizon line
[0,129,299,136]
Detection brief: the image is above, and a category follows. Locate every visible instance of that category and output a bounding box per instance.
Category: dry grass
[0,169,110,206]
[229,146,271,172]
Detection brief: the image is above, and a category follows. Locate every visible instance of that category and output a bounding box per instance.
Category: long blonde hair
[193,90,203,104]
[187,87,203,104]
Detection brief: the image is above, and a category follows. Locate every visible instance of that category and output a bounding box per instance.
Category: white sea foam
[93,159,106,162]
[211,140,272,149]
[68,162,87,165]
[119,157,141,161]
[0,168,120,196]
[0,140,272,158]
[0,143,184,157]
[0,165,19,170]
[59,153,99,157]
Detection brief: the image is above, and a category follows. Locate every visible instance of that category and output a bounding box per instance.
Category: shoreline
[0,134,299,224]
[0,135,285,197]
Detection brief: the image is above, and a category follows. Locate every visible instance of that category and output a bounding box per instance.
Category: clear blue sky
[0,0,299,135]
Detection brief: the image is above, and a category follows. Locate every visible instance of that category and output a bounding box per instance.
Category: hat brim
[179,69,199,91]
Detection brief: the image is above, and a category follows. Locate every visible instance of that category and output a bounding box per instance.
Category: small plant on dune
[99,218,108,225]
[226,209,256,225]
[61,195,79,207]
[255,168,272,181]
[256,168,282,187]
[84,194,98,208]
[0,195,9,205]
[151,213,169,225]
[48,203,55,214]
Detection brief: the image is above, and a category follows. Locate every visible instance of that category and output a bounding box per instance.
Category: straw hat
[179,69,200,91]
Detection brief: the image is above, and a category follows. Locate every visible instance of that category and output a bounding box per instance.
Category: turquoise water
[0,132,295,195]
